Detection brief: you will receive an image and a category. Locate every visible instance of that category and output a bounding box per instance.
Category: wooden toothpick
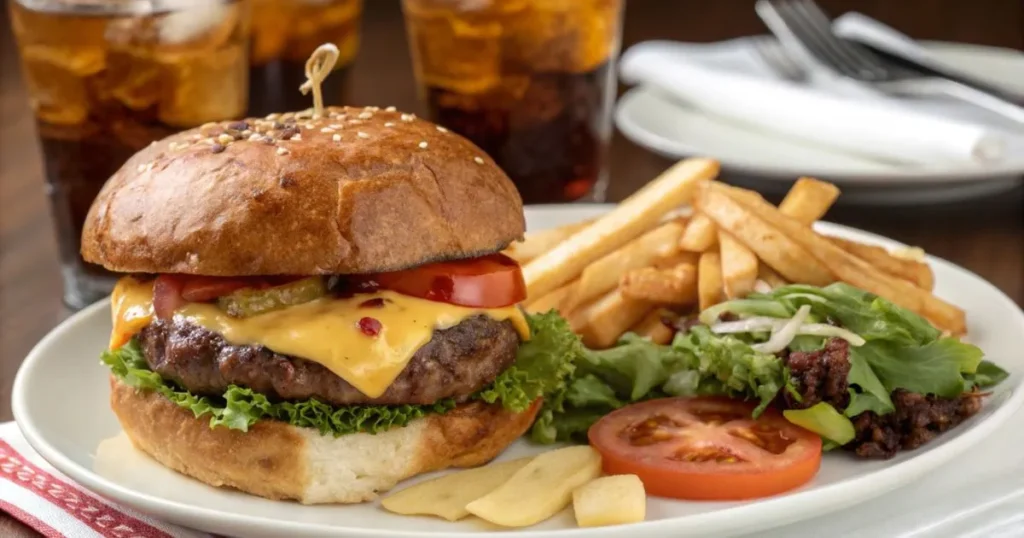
[299,43,340,118]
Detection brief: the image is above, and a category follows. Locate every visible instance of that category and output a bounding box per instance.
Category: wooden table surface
[1,0,1022,535]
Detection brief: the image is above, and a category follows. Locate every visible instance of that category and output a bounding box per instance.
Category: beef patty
[136,315,521,406]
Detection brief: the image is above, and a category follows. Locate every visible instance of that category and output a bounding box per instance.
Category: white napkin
[618,36,1024,168]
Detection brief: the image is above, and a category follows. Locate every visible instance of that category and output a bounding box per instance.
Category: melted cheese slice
[110,277,530,398]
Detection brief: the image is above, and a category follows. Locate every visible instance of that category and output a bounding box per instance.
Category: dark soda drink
[9,0,249,309]
[248,0,363,116]
[403,0,624,204]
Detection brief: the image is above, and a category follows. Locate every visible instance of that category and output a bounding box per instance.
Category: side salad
[532,282,1008,458]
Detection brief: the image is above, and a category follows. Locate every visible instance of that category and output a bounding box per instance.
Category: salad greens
[532,282,1008,446]
[102,311,582,437]
[531,327,792,443]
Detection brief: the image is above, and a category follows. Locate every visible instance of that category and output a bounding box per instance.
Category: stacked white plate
[615,40,1024,205]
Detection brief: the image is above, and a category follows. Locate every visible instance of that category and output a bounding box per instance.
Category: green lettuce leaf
[965,360,1010,390]
[532,327,790,444]
[855,338,983,399]
[784,402,855,445]
[103,310,581,438]
[845,349,894,417]
[477,310,581,411]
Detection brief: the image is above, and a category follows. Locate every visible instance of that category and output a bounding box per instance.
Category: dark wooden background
[0,0,1022,535]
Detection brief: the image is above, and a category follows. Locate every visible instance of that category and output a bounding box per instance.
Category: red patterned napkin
[0,422,212,538]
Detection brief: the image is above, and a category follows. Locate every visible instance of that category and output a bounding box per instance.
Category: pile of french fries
[508,158,964,349]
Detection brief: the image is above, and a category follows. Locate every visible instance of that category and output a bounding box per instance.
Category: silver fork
[756,0,1024,125]
[751,36,806,82]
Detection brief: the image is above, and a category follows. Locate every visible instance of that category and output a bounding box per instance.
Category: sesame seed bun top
[81,106,525,276]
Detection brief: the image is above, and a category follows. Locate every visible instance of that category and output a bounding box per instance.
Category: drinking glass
[248,0,364,116]
[401,0,624,203]
[9,0,250,309]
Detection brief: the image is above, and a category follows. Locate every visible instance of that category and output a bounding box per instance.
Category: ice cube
[408,13,502,94]
[158,1,236,48]
[19,45,105,125]
[104,48,163,111]
[157,45,247,127]
[503,0,621,74]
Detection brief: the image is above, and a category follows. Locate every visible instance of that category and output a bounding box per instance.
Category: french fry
[757,264,788,289]
[525,280,578,314]
[695,183,835,286]
[697,250,725,312]
[828,236,934,290]
[576,289,653,349]
[629,309,676,345]
[653,250,699,269]
[678,213,717,252]
[504,219,596,264]
[718,230,759,298]
[619,263,698,305]
[523,158,720,298]
[779,177,841,224]
[716,183,965,334]
[566,220,685,310]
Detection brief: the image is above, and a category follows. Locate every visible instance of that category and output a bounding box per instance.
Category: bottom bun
[109,376,540,504]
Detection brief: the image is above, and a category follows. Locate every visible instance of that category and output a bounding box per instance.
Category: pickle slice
[218,277,327,317]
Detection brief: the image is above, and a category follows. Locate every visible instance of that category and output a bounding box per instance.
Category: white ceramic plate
[13,205,1024,538]
[614,41,1024,204]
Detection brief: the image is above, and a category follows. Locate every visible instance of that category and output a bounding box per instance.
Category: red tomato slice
[153,275,186,320]
[179,276,264,302]
[373,253,526,308]
[588,397,822,501]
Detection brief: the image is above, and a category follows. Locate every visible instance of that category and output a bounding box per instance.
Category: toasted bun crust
[82,106,525,275]
[109,376,540,504]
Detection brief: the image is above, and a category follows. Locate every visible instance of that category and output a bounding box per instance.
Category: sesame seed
[474,156,485,164]
[332,134,342,142]
[210,143,226,154]
[189,134,203,141]
[436,126,448,133]
[358,112,373,119]
[384,122,395,128]
[385,106,397,112]
[401,113,415,122]
[357,132,369,139]
[217,134,234,144]
[418,141,428,149]
[368,106,380,111]
[304,122,316,129]
[241,129,253,137]
[206,138,219,145]
[265,113,280,121]
[248,133,262,141]
[290,134,302,141]
[329,124,342,129]
[277,147,289,155]
[321,127,334,133]
[349,119,363,125]
[200,122,218,131]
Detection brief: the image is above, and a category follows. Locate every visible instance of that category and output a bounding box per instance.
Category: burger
[85,106,579,504]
